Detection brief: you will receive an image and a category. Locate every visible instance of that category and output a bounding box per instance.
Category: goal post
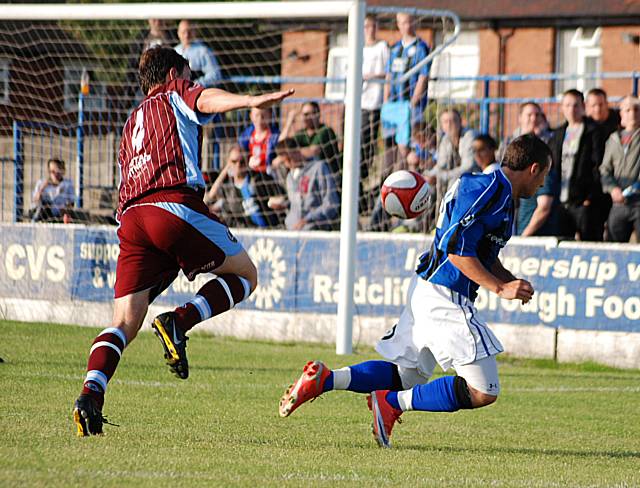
[0,1,460,355]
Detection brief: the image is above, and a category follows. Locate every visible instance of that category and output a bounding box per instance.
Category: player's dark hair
[562,88,584,104]
[586,87,608,100]
[47,158,65,171]
[518,101,542,114]
[473,134,497,151]
[138,47,189,95]
[502,133,551,171]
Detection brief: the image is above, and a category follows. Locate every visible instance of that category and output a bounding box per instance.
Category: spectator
[534,110,553,141]
[175,19,222,88]
[270,139,340,231]
[361,14,389,185]
[548,89,608,241]
[499,102,550,160]
[281,102,341,188]
[406,121,437,172]
[426,108,475,193]
[470,134,501,174]
[600,95,640,242]
[381,12,430,175]
[586,87,620,141]
[31,158,74,222]
[238,107,282,175]
[205,145,284,228]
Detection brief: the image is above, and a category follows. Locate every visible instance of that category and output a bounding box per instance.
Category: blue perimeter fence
[4,71,640,222]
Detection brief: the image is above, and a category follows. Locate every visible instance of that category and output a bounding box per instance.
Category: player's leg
[280,278,423,419]
[73,288,151,436]
[278,359,404,418]
[144,198,256,378]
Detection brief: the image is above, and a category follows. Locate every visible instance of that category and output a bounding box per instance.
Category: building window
[556,27,602,95]
[325,46,348,100]
[0,60,9,105]
[63,64,107,112]
[428,30,480,101]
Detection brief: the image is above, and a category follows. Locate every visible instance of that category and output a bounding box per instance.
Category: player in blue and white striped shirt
[279,134,552,448]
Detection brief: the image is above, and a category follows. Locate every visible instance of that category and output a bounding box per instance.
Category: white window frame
[325,46,349,101]
[569,27,602,93]
[428,31,479,100]
[0,59,10,105]
[63,63,107,112]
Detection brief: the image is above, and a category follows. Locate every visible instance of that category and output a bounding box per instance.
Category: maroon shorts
[114,188,243,300]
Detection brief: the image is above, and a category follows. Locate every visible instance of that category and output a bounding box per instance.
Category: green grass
[1,320,639,487]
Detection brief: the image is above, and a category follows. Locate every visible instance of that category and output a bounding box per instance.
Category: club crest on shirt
[460,213,475,227]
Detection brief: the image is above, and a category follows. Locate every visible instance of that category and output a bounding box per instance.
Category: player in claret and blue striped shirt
[279,134,552,448]
[72,47,292,436]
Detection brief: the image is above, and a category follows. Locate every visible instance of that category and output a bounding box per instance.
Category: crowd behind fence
[3,71,639,244]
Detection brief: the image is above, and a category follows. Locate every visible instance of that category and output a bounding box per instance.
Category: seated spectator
[425,108,474,192]
[586,87,620,142]
[204,145,284,228]
[600,95,640,242]
[31,158,75,222]
[470,134,501,174]
[281,102,342,189]
[406,121,437,172]
[549,89,608,241]
[238,107,281,175]
[175,19,222,88]
[270,139,340,231]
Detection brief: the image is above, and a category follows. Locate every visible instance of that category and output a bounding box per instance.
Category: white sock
[397,389,414,411]
[331,367,351,390]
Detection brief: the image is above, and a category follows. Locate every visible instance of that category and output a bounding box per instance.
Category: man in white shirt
[360,14,389,199]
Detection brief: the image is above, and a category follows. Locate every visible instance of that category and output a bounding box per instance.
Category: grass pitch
[1,320,639,487]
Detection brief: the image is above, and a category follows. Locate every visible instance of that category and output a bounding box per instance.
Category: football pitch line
[10,371,640,393]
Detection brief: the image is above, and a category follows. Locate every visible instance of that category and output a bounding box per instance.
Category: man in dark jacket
[548,89,609,241]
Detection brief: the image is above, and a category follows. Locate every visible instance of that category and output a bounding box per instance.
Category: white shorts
[376,276,504,394]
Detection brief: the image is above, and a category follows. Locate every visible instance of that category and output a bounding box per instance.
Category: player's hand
[499,279,534,304]
[250,89,295,109]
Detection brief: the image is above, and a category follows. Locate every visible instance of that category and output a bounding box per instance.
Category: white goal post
[0,1,460,355]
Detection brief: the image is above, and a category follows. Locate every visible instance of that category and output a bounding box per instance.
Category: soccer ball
[381,170,431,219]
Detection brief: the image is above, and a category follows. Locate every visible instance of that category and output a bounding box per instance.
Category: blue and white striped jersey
[416,169,514,302]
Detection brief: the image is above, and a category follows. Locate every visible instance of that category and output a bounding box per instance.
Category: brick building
[280,0,640,134]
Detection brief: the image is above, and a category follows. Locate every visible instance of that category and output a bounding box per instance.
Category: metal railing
[4,70,639,223]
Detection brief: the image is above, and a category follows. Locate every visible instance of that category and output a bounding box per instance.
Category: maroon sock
[80,327,127,410]
[174,274,252,332]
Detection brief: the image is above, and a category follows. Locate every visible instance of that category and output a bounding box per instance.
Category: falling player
[279,134,551,447]
[72,47,293,436]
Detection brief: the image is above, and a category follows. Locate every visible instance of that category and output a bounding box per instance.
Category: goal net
[0,2,459,353]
